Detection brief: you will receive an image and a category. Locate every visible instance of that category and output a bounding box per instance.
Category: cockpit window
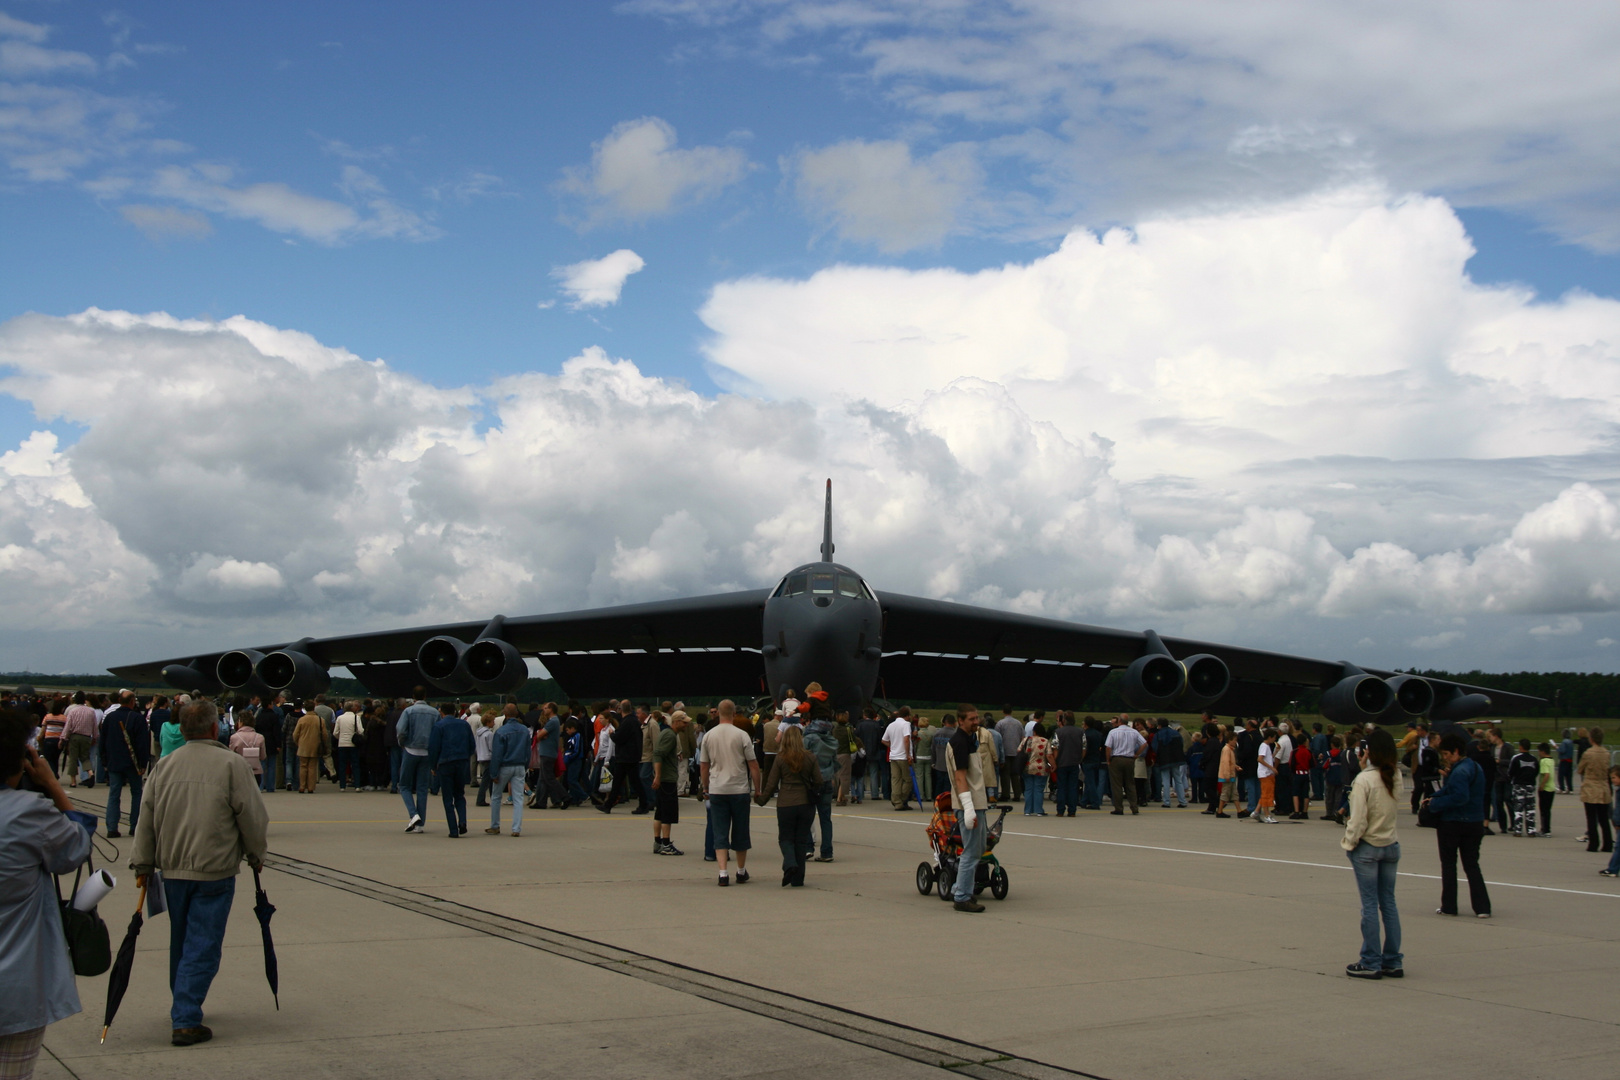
[838,574,862,597]
[783,573,808,597]
[810,572,835,594]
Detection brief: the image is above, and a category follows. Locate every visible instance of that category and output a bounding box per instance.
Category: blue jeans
[164,876,235,1028]
[490,765,525,832]
[565,757,590,804]
[336,747,358,788]
[1082,762,1107,808]
[1245,777,1260,814]
[1024,775,1045,814]
[1607,842,1620,876]
[105,768,142,833]
[398,753,431,821]
[709,792,752,853]
[704,801,716,861]
[284,748,298,789]
[436,759,469,835]
[1158,763,1188,806]
[811,789,834,857]
[953,809,986,902]
[1054,765,1080,813]
[1348,840,1402,971]
[260,752,278,792]
[389,747,402,792]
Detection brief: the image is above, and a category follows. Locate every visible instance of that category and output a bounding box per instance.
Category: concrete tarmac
[42,783,1619,1080]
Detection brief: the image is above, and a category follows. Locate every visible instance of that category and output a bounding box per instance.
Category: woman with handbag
[1,709,94,1078]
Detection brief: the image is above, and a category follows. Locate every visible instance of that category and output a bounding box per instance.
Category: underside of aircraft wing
[108,590,770,698]
[877,592,1545,720]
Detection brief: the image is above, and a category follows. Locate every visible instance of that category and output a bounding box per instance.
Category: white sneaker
[405,814,422,833]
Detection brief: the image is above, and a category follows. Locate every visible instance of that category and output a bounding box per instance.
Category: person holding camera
[1342,728,1402,978]
[1421,731,1492,919]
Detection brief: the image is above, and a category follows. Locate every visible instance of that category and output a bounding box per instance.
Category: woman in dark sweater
[757,725,822,887]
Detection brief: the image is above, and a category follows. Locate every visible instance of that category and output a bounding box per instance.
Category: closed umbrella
[100,883,146,1043]
[252,867,279,1008]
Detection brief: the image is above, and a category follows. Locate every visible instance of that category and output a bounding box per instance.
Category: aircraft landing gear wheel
[916,862,934,895]
[989,865,1009,900]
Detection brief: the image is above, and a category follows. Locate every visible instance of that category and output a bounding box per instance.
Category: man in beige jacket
[131,699,269,1047]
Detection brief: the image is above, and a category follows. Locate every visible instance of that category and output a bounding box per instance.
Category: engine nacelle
[1321,673,1394,726]
[464,638,527,695]
[1121,653,1186,711]
[216,649,266,691]
[256,649,331,699]
[1381,674,1435,721]
[162,662,220,695]
[1430,690,1492,723]
[416,636,477,694]
[1176,653,1230,711]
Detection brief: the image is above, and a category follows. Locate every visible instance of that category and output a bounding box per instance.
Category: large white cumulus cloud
[3,188,1620,673]
[702,186,1620,482]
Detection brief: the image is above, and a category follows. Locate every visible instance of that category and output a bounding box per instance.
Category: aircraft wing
[876,592,1546,714]
[107,590,771,697]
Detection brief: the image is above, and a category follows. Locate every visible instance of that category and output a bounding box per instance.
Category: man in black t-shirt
[947,704,988,913]
[1236,719,1261,818]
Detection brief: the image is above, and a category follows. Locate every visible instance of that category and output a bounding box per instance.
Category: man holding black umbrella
[131,699,268,1047]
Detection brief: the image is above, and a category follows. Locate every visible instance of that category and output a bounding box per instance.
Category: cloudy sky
[3,1,1619,678]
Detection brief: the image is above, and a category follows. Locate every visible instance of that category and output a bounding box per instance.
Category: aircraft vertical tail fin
[820,478,834,562]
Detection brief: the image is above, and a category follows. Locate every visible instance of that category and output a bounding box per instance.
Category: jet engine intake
[1121,653,1186,710]
[1383,674,1435,719]
[1321,673,1395,726]
[464,637,527,694]
[256,648,331,698]
[1175,653,1230,710]
[216,649,266,691]
[416,636,476,694]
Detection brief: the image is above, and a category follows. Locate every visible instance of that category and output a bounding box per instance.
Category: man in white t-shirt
[700,699,760,886]
[883,712,914,810]
[1256,729,1280,823]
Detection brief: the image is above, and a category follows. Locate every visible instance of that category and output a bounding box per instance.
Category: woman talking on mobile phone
[1342,727,1402,979]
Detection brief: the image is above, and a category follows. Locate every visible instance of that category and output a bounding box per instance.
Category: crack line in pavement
[263,851,1108,1080]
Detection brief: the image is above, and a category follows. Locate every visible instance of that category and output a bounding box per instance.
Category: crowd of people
[2,680,1617,1075]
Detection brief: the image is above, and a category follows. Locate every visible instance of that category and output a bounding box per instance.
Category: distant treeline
[7,668,1617,718]
[1407,670,1619,718]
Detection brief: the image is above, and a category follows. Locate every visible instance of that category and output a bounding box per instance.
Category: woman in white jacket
[1342,726,1402,980]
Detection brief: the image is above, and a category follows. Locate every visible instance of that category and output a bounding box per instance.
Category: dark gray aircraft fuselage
[760,560,883,707]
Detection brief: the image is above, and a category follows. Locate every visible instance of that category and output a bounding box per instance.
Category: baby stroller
[916,792,1011,902]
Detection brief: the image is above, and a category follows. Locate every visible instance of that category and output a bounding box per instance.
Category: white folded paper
[72,868,116,911]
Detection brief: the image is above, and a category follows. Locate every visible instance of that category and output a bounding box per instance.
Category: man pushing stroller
[946,704,989,913]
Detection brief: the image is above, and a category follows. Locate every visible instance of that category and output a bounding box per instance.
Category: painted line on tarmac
[835,814,1620,900]
[264,851,1108,1080]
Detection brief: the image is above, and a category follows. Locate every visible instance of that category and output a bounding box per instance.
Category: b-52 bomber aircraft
[112,481,1542,726]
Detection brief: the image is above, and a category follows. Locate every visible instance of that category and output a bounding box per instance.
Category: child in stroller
[916,792,1011,901]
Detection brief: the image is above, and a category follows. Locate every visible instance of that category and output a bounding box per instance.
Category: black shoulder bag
[55,849,112,977]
